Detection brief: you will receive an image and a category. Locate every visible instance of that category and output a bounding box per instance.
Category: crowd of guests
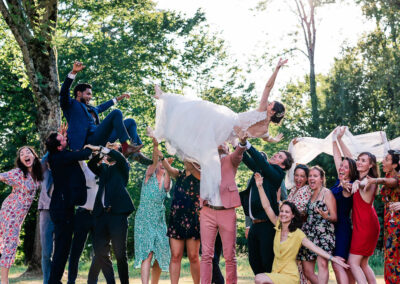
[0,60,399,284]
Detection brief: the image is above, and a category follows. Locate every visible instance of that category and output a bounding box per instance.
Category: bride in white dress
[154,59,288,202]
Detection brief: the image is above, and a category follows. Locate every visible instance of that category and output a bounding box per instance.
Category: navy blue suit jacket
[88,149,135,217]
[60,76,115,150]
[49,148,92,222]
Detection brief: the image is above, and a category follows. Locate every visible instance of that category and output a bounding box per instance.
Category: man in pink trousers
[200,133,247,284]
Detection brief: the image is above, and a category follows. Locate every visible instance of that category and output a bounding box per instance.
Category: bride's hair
[271,101,285,123]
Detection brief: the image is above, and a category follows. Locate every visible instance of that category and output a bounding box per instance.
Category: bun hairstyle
[15,146,43,182]
[309,165,326,186]
[271,101,285,123]
[388,150,400,172]
[357,152,379,178]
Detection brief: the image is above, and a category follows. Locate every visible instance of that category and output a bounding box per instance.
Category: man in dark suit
[85,144,134,284]
[239,141,293,275]
[46,132,93,284]
[60,61,151,164]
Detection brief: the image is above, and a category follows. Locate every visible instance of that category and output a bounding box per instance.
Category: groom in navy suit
[60,61,151,164]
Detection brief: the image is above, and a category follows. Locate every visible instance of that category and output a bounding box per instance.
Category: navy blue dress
[331,179,353,259]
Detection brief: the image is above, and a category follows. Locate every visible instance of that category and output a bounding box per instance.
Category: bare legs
[154,85,163,99]
[332,256,355,284]
[140,251,162,284]
[348,254,376,284]
[302,257,329,284]
[1,267,9,284]
[254,273,274,284]
[169,238,200,284]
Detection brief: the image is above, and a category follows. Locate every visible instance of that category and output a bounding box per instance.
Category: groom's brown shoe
[122,144,143,157]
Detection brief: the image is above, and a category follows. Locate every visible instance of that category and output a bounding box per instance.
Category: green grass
[8,253,384,283]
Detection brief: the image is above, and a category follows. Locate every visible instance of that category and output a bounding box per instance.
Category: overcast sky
[156,0,375,98]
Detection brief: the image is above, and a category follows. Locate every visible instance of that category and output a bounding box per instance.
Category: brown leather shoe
[122,144,143,157]
[131,152,153,165]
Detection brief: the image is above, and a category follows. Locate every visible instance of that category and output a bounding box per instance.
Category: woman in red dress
[365,150,400,283]
[348,152,380,284]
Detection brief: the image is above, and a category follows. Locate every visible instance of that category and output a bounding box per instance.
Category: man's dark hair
[271,101,285,123]
[388,150,400,172]
[281,150,294,171]
[45,132,61,154]
[73,83,92,98]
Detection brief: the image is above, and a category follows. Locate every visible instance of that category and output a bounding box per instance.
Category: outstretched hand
[146,126,155,138]
[71,61,85,75]
[276,58,288,68]
[337,126,347,139]
[116,93,131,102]
[84,144,101,151]
[331,256,350,269]
[234,126,248,144]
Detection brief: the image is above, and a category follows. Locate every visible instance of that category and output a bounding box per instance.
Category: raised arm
[159,152,180,179]
[163,157,174,192]
[332,127,343,175]
[145,137,160,179]
[247,146,283,185]
[302,237,349,269]
[257,58,288,112]
[337,126,352,158]
[255,173,278,225]
[365,176,398,189]
[60,61,85,109]
[185,161,201,180]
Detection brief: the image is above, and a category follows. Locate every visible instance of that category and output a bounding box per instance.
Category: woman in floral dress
[298,166,337,284]
[158,150,201,284]
[134,137,171,284]
[0,146,42,284]
[365,150,400,283]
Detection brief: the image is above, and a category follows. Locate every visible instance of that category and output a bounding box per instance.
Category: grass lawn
[9,253,385,283]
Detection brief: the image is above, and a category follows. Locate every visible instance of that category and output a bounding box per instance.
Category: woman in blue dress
[331,126,357,284]
[134,135,172,284]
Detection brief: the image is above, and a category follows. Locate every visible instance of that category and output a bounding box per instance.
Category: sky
[155,0,376,98]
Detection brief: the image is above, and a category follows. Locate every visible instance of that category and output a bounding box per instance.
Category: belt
[204,204,226,210]
[252,219,268,224]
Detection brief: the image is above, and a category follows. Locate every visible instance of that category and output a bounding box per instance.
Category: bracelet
[239,142,247,147]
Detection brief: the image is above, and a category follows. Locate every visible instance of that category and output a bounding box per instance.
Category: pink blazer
[219,146,245,209]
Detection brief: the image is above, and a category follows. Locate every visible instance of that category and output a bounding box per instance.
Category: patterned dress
[381,173,400,283]
[298,188,335,261]
[287,185,312,214]
[134,174,170,271]
[167,171,200,240]
[0,168,39,268]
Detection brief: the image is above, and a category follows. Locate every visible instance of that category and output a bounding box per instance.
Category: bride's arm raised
[257,58,288,112]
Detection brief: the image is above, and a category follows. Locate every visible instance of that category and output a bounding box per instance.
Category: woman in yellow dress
[253,173,349,284]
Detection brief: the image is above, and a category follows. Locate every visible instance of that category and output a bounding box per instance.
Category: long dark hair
[343,157,359,182]
[294,164,309,179]
[271,101,285,123]
[15,146,43,182]
[357,152,379,178]
[279,200,303,232]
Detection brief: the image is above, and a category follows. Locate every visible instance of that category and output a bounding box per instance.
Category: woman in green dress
[253,173,349,284]
[134,135,172,284]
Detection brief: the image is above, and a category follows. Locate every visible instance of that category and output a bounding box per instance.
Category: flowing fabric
[154,93,267,202]
[286,128,400,188]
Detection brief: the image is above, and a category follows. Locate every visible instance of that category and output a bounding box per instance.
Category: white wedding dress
[154,93,268,202]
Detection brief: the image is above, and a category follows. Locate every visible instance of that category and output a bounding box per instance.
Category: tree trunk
[309,54,319,135]
[0,0,60,273]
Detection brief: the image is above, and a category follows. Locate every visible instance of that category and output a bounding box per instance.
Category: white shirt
[79,161,99,211]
